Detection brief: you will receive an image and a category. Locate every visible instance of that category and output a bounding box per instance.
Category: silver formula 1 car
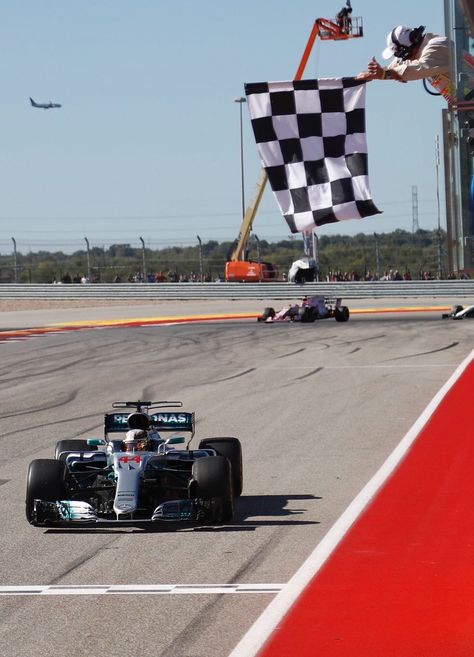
[26,400,243,527]
[442,304,474,319]
[257,296,350,323]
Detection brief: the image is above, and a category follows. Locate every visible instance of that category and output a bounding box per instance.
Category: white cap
[382,25,412,59]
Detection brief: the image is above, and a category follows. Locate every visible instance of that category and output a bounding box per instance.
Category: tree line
[4,229,449,283]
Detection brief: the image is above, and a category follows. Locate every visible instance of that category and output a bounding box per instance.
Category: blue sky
[1,1,447,253]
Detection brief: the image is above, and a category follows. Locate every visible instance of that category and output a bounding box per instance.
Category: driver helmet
[122,429,150,452]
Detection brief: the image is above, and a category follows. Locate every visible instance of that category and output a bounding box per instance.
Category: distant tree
[2,229,449,282]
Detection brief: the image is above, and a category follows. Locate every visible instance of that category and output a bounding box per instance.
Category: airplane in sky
[29,97,62,109]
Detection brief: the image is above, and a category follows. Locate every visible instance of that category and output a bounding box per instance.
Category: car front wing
[32,498,218,525]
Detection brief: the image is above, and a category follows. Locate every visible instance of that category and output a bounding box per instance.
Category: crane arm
[230,169,267,261]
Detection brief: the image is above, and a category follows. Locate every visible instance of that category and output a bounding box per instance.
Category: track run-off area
[0,299,472,657]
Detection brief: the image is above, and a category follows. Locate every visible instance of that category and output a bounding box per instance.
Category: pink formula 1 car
[257,296,350,323]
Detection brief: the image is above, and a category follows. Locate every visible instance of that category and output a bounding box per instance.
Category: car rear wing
[306,295,342,307]
[104,411,195,437]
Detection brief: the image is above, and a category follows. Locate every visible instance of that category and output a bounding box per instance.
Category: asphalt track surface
[0,303,471,657]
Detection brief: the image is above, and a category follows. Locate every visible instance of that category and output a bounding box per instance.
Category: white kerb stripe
[0,583,284,596]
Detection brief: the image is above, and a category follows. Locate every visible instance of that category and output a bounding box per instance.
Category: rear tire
[198,437,243,497]
[26,459,68,525]
[55,439,97,460]
[335,306,350,322]
[192,455,233,522]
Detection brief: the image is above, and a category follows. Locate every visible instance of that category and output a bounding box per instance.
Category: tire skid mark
[0,356,89,385]
[0,389,79,420]
[0,414,101,440]
[295,367,324,381]
[275,348,308,359]
[338,333,387,346]
[383,341,459,362]
[211,368,256,384]
[47,536,123,585]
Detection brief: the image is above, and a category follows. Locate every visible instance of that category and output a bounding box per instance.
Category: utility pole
[139,237,147,282]
[312,232,320,281]
[196,235,203,282]
[435,135,443,279]
[302,232,312,257]
[234,97,246,221]
[11,237,17,283]
[84,237,91,281]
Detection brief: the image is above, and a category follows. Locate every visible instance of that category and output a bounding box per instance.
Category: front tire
[26,459,68,525]
[258,307,275,322]
[192,455,233,522]
[198,437,243,497]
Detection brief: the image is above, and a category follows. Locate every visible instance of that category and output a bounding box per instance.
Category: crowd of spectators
[108,270,218,283]
[325,269,472,281]
[51,268,472,284]
[325,269,411,281]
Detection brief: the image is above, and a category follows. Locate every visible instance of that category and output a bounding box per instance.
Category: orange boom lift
[225,4,363,282]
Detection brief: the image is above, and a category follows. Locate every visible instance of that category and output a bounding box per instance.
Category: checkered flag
[244,78,381,233]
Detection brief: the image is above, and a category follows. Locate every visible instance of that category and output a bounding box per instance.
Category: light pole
[139,236,147,282]
[197,235,203,282]
[12,237,17,283]
[312,232,320,281]
[234,97,246,220]
[84,237,91,282]
[435,135,443,279]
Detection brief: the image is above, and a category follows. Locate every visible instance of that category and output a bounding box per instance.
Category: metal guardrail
[0,281,473,300]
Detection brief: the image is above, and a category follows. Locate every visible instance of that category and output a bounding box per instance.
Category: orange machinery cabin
[225,261,279,282]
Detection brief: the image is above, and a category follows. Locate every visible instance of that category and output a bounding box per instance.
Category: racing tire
[298,306,317,323]
[335,306,350,322]
[55,439,97,460]
[198,437,243,497]
[192,455,233,522]
[26,459,68,525]
[258,307,275,322]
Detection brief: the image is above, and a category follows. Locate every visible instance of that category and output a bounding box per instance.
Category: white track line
[0,583,283,596]
[228,348,474,657]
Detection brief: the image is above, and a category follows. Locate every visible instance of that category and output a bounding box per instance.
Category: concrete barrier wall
[1,281,473,300]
